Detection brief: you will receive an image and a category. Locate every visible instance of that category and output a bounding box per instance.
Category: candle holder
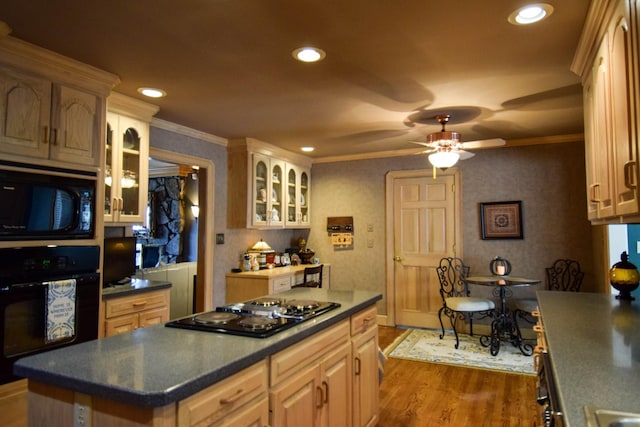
[490,256,511,276]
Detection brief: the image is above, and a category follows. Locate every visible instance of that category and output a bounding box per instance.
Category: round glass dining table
[465,275,541,356]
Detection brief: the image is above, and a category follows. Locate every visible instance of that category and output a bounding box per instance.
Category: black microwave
[0,166,96,240]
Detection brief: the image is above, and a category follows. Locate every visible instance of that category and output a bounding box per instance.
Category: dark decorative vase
[610,251,640,301]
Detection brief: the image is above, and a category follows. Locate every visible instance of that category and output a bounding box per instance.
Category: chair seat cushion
[445,297,495,311]
[514,298,538,313]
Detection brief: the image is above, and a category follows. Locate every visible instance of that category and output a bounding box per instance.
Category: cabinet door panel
[610,5,638,215]
[105,313,139,336]
[139,306,168,328]
[51,85,99,165]
[321,343,352,427]
[270,365,320,427]
[352,326,379,427]
[0,70,51,158]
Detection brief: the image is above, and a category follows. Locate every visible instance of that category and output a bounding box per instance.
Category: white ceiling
[0,0,590,159]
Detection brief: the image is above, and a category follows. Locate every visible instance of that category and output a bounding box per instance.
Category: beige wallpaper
[308,141,593,315]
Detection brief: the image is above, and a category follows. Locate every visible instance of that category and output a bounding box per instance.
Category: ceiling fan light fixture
[426,130,461,145]
[509,3,554,25]
[428,151,459,169]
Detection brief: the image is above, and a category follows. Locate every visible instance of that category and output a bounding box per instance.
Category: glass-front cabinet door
[104,112,148,223]
[285,163,311,228]
[252,153,284,227]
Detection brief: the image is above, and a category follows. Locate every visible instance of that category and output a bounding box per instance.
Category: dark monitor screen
[103,237,136,286]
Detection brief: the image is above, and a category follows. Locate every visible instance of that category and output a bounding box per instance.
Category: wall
[149,127,301,307]
[149,126,593,314]
[308,141,594,315]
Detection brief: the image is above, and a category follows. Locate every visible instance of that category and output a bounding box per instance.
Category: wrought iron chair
[436,257,495,349]
[513,259,584,337]
[292,264,323,288]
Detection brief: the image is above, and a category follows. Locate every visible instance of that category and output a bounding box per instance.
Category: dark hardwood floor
[377,326,541,427]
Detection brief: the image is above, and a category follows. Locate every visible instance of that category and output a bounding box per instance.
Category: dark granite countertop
[14,288,381,408]
[537,291,640,427]
[101,277,172,300]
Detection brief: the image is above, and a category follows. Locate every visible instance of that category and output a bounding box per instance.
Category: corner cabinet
[573,0,640,222]
[105,93,158,223]
[0,36,118,171]
[228,137,312,229]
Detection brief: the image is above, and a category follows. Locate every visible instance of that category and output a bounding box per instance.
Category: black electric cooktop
[165,297,341,338]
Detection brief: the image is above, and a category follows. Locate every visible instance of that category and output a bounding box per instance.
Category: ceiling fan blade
[461,138,506,150]
[455,149,475,160]
[409,140,437,148]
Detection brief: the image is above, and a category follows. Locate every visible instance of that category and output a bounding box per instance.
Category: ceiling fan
[411,114,505,173]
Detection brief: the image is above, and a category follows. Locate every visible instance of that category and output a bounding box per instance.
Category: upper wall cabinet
[105,93,159,224]
[228,137,312,229]
[0,36,119,171]
[573,0,640,222]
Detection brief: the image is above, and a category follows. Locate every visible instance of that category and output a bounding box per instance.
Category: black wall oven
[0,245,100,385]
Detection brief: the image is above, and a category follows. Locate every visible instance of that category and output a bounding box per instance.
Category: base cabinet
[270,321,353,427]
[25,305,379,427]
[178,361,268,427]
[225,265,331,303]
[103,289,170,337]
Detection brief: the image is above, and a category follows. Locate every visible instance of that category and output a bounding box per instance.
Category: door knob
[393,256,402,262]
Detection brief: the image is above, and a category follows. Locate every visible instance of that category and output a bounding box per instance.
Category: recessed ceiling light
[301,146,315,152]
[137,87,167,98]
[292,47,326,63]
[508,3,554,25]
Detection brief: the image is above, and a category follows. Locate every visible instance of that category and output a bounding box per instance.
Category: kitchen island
[537,291,640,427]
[14,288,381,427]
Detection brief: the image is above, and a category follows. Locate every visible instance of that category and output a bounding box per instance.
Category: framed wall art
[480,201,523,239]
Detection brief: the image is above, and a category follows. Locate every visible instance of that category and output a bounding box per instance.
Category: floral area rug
[384,328,536,375]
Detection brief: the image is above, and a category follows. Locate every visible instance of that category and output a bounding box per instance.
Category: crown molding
[151,118,228,147]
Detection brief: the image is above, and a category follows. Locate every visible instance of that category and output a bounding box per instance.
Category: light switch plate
[216,233,225,244]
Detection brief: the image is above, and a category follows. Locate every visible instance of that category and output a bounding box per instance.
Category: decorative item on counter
[291,254,300,265]
[248,239,275,269]
[297,237,315,264]
[490,256,512,276]
[242,254,252,272]
[610,251,640,301]
[251,255,260,271]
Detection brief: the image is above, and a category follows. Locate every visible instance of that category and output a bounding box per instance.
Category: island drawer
[177,360,268,427]
[270,319,350,385]
[351,305,377,335]
[104,289,169,318]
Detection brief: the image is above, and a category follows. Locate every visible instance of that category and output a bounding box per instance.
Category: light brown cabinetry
[270,320,352,427]
[178,360,268,427]
[24,303,379,427]
[228,137,312,229]
[103,289,170,337]
[105,93,158,223]
[0,36,117,171]
[0,379,27,427]
[574,0,640,221]
[225,265,331,303]
[350,305,379,427]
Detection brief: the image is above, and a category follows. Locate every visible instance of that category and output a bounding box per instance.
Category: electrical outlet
[74,393,92,427]
[367,239,374,248]
[216,233,225,244]
[367,223,373,232]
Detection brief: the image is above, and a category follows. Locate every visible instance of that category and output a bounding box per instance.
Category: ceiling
[0,0,590,159]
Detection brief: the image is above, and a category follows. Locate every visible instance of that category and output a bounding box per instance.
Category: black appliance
[0,245,100,385]
[102,236,136,286]
[537,351,564,427]
[0,164,96,241]
[166,297,341,338]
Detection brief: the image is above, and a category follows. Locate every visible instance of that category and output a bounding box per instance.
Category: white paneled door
[391,171,460,329]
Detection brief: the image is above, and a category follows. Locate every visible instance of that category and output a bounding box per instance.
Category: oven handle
[1,272,100,291]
